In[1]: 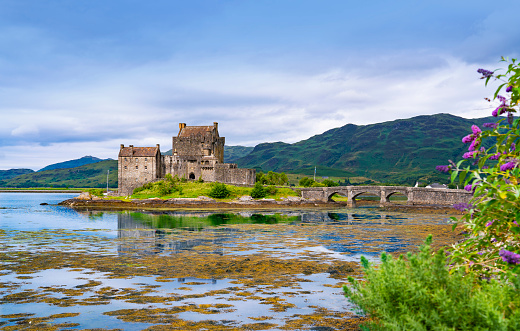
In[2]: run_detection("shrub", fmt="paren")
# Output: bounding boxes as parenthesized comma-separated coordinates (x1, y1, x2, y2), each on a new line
(88, 188, 105, 196)
(208, 182, 230, 198)
(344, 236, 520, 330)
(251, 182, 267, 198)
(299, 177, 315, 187)
(321, 179, 339, 187)
(256, 171, 288, 185)
(438, 58, 520, 278)
(265, 185, 277, 195)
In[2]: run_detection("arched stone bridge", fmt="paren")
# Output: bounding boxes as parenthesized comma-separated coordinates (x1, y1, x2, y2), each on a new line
(299, 186, 472, 207)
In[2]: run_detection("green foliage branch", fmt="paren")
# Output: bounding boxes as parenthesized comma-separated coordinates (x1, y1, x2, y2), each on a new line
(440, 58, 520, 279)
(344, 236, 520, 330)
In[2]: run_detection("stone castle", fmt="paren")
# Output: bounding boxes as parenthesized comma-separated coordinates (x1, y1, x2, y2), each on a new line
(118, 122, 256, 195)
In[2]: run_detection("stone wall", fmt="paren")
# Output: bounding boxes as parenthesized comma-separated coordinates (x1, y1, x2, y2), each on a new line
(214, 164, 256, 186)
(118, 155, 160, 196)
(408, 187, 471, 206)
(299, 185, 472, 207)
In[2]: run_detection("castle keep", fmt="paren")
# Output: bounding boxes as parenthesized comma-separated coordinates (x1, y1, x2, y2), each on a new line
(118, 122, 256, 196)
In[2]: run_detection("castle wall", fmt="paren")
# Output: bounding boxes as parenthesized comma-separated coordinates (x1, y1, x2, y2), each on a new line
(214, 164, 256, 186)
(118, 155, 160, 196)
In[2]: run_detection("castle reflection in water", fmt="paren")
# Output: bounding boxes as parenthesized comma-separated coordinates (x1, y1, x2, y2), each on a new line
(115, 210, 396, 257)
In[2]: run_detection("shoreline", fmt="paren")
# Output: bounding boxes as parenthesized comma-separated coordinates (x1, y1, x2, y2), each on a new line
(58, 197, 463, 214)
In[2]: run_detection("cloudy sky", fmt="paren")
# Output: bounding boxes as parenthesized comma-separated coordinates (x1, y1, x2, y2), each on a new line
(1, 0, 519, 170)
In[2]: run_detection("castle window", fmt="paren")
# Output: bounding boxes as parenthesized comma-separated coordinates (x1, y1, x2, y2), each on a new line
(124, 158, 127, 161)
(124, 166, 127, 170)
(135, 158, 138, 162)
(144, 166, 148, 170)
(145, 158, 147, 161)
(135, 166, 138, 169)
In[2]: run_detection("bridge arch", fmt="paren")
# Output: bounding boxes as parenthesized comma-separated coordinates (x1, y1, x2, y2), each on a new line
(384, 191, 409, 205)
(326, 189, 349, 202)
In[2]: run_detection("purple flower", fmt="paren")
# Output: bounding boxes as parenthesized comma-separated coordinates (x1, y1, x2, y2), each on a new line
(464, 184, 474, 192)
(477, 68, 494, 78)
(500, 161, 516, 171)
(483, 122, 498, 129)
(492, 105, 508, 117)
(463, 151, 476, 159)
(477, 252, 484, 255)
(489, 153, 501, 160)
(486, 220, 494, 227)
(511, 143, 516, 151)
(462, 134, 474, 144)
(453, 202, 473, 212)
(498, 95, 507, 102)
(513, 221, 519, 226)
(506, 85, 513, 93)
(468, 139, 479, 151)
(499, 249, 520, 264)
(435, 165, 450, 173)
(471, 125, 482, 135)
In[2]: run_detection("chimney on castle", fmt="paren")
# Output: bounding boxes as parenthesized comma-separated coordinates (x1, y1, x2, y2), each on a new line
(179, 123, 186, 131)
(129, 145, 134, 155)
(213, 122, 218, 131)
(120, 144, 124, 149)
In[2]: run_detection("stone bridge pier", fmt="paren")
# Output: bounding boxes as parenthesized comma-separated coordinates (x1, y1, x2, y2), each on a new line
(299, 186, 471, 207)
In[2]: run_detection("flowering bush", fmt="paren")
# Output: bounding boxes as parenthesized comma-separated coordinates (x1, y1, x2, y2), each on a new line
(441, 57, 520, 279)
(344, 236, 520, 330)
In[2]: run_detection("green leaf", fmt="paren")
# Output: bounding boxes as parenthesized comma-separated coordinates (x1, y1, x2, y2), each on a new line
(451, 170, 458, 183)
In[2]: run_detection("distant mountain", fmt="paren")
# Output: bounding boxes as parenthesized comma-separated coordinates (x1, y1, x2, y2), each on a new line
(0, 168, 34, 181)
(0, 113, 496, 188)
(161, 145, 254, 163)
(2, 160, 117, 188)
(224, 146, 254, 163)
(38, 155, 110, 172)
(234, 114, 494, 184)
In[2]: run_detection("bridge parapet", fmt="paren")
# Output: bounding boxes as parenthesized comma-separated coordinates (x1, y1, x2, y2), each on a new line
(299, 185, 471, 207)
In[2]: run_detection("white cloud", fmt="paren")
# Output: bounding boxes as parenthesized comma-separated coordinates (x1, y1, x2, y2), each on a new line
(0, 50, 505, 170)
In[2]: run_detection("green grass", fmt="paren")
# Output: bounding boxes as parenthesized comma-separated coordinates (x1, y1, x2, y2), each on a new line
(130, 180, 298, 201)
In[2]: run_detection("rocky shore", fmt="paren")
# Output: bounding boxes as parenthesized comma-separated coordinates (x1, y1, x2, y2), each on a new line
(58, 193, 343, 211)
(58, 192, 461, 214)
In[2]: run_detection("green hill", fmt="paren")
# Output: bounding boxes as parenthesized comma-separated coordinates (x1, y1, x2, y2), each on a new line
(235, 113, 493, 184)
(1, 160, 117, 188)
(224, 145, 254, 163)
(38, 155, 109, 172)
(0, 113, 495, 188)
(0, 169, 34, 180)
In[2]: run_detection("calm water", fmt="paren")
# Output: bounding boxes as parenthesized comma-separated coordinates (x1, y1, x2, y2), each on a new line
(0, 193, 457, 330)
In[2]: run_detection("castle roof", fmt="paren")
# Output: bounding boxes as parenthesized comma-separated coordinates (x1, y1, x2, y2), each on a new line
(119, 146, 159, 157)
(178, 125, 216, 138)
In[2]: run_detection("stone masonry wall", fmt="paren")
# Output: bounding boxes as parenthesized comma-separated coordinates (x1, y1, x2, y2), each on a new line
(214, 164, 255, 185)
(118, 155, 159, 196)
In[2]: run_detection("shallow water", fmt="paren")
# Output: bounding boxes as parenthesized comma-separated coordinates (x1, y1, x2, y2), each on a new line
(0, 193, 460, 330)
